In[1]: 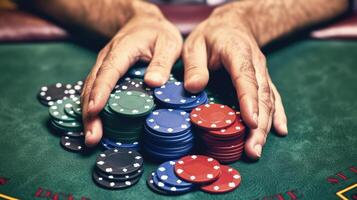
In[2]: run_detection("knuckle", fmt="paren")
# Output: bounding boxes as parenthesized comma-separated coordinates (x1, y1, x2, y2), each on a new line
(185, 64, 201, 74)
(232, 73, 258, 90)
(150, 59, 168, 70)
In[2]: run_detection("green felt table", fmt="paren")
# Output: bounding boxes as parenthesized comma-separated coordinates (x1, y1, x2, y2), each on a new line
(0, 39, 356, 200)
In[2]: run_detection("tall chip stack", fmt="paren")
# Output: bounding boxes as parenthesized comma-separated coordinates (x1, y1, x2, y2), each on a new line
(143, 109, 194, 162)
(48, 96, 86, 152)
(190, 104, 247, 163)
(100, 79, 155, 151)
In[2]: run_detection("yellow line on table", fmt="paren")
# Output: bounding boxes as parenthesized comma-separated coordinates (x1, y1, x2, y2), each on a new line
(0, 194, 19, 200)
(336, 183, 357, 200)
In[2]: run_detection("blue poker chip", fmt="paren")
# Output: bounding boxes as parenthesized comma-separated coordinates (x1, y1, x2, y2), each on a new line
(143, 125, 191, 139)
(145, 142, 193, 156)
(178, 91, 208, 111)
(127, 62, 148, 78)
(144, 145, 192, 160)
(145, 109, 191, 134)
(156, 160, 193, 188)
(143, 126, 194, 145)
(154, 82, 199, 106)
(102, 138, 139, 149)
(152, 172, 193, 194)
(144, 142, 193, 153)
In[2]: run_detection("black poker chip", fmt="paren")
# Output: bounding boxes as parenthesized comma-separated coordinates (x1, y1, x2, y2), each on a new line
(114, 79, 153, 96)
(95, 166, 143, 181)
(60, 136, 85, 152)
(95, 149, 143, 176)
(63, 131, 84, 138)
(92, 170, 141, 190)
(37, 83, 71, 102)
(73, 80, 84, 95)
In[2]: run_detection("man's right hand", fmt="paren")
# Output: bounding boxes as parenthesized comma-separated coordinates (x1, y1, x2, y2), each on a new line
(81, 1, 183, 146)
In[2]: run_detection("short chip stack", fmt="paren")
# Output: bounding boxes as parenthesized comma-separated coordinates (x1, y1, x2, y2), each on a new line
(154, 81, 208, 111)
(190, 104, 246, 163)
(48, 96, 86, 152)
(93, 148, 144, 189)
(147, 155, 242, 195)
(100, 79, 155, 150)
(143, 109, 194, 161)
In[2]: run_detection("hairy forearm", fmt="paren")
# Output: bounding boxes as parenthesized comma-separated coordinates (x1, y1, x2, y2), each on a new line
(217, 0, 349, 47)
(28, 0, 162, 38)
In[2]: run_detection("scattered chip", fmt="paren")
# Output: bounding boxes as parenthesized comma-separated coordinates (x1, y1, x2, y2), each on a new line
(200, 165, 241, 193)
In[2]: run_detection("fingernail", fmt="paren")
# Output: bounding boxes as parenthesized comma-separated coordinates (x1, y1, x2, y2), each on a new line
(88, 100, 95, 111)
(282, 123, 288, 135)
(146, 72, 164, 85)
(253, 113, 258, 125)
(86, 130, 92, 136)
(254, 144, 262, 157)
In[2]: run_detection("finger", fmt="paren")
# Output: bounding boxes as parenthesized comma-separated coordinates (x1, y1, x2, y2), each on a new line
(81, 47, 108, 146)
(183, 35, 209, 93)
(144, 34, 183, 87)
(221, 43, 259, 129)
(270, 79, 288, 136)
(88, 38, 140, 117)
(244, 68, 274, 159)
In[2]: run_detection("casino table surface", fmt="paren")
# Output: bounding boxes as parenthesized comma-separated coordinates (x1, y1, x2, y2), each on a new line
(0, 39, 356, 200)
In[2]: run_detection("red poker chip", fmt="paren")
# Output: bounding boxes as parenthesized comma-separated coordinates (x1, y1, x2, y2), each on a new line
(200, 165, 241, 193)
(190, 104, 236, 130)
(207, 146, 244, 155)
(174, 155, 221, 184)
(207, 154, 242, 164)
(206, 150, 243, 158)
(205, 142, 245, 150)
(201, 136, 245, 147)
(201, 131, 244, 142)
(208, 113, 246, 138)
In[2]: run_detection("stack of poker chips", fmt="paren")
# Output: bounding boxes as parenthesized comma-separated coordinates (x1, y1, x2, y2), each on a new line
(93, 148, 144, 189)
(147, 155, 242, 195)
(37, 81, 83, 106)
(190, 104, 247, 163)
(143, 109, 194, 161)
(48, 96, 86, 152)
(154, 81, 208, 111)
(100, 79, 155, 150)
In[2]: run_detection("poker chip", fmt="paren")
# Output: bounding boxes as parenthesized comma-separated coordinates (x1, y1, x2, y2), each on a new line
(147, 172, 192, 195)
(108, 91, 154, 117)
(115, 79, 153, 96)
(127, 62, 147, 78)
(71, 99, 82, 117)
(145, 109, 191, 134)
(152, 172, 193, 194)
(174, 155, 221, 184)
(190, 104, 236, 130)
(156, 160, 193, 187)
(102, 138, 139, 149)
(52, 119, 82, 129)
(92, 170, 140, 190)
(154, 82, 198, 106)
(200, 165, 241, 193)
(37, 83, 68, 105)
(73, 80, 84, 94)
(208, 113, 245, 137)
(49, 99, 77, 121)
(96, 149, 143, 175)
(95, 166, 143, 181)
(63, 131, 84, 138)
(60, 136, 85, 152)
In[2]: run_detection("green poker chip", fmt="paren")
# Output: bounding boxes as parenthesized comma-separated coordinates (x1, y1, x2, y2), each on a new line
(49, 99, 77, 121)
(108, 91, 154, 117)
(64, 96, 81, 119)
(71, 98, 82, 117)
(53, 119, 82, 129)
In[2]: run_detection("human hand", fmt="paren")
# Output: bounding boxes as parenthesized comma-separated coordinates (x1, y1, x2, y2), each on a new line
(182, 2, 288, 160)
(81, 1, 183, 146)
